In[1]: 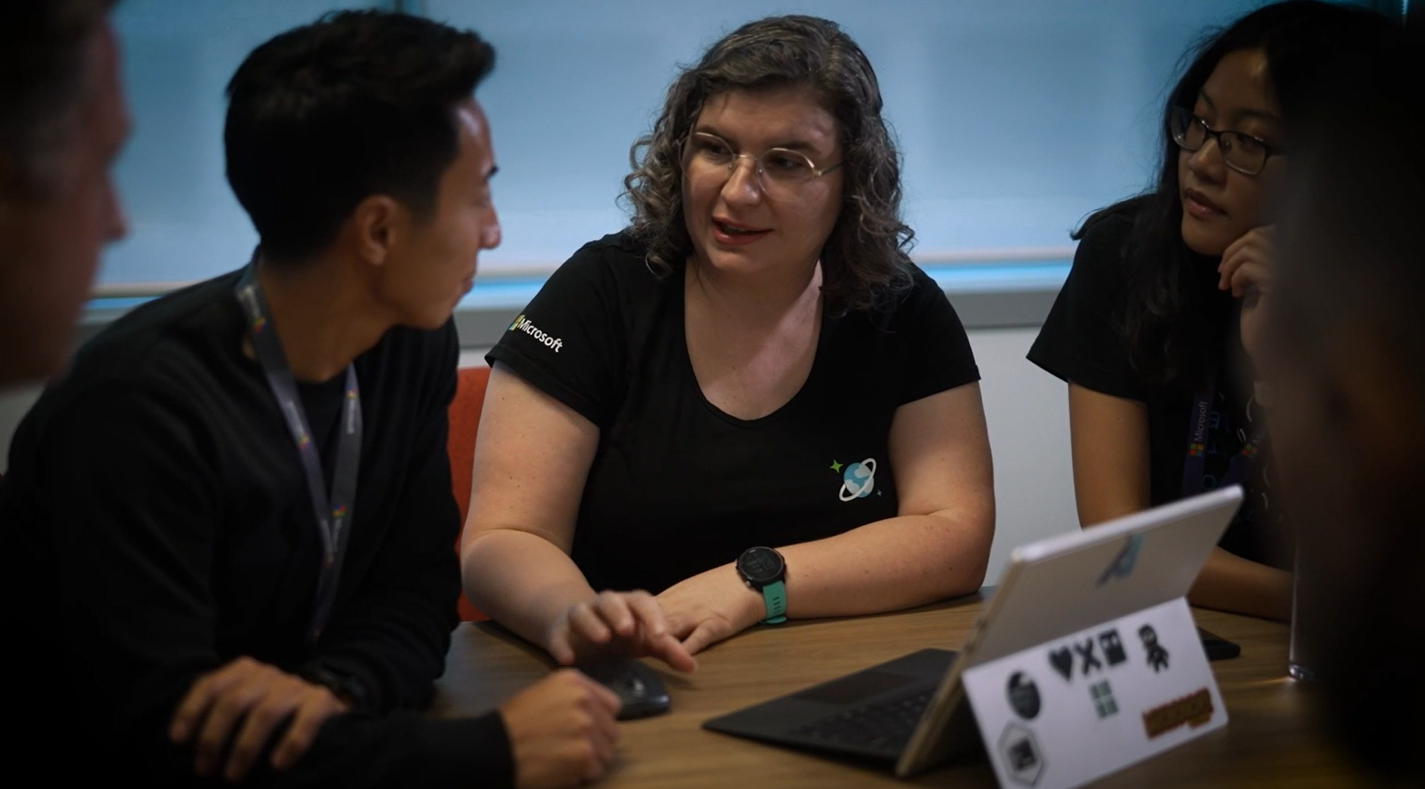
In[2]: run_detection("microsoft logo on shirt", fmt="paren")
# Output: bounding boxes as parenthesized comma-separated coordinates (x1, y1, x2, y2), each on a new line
(508, 314, 564, 353)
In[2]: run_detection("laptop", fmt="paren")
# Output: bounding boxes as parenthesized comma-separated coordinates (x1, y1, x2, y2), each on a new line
(703, 486, 1243, 778)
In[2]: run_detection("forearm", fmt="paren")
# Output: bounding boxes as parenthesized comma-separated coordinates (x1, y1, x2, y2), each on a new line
(778, 511, 993, 619)
(1188, 547, 1292, 621)
(463, 529, 598, 651)
(304, 578, 458, 712)
(1068, 383, 1152, 527)
(317, 495, 465, 709)
(316, 360, 468, 710)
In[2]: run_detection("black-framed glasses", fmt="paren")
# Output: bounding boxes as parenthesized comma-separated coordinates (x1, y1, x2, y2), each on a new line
(681, 132, 842, 198)
(1169, 107, 1280, 176)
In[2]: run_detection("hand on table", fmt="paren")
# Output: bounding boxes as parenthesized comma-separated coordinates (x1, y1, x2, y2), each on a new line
(169, 656, 349, 782)
(500, 670, 622, 789)
(1219, 225, 1275, 366)
(656, 564, 766, 656)
(546, 589, 697, 672)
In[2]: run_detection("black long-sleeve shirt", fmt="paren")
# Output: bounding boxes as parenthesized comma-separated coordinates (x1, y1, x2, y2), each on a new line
(0, 271, 513, 786)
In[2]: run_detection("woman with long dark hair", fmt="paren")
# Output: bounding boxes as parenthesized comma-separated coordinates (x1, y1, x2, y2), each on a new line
(463, 16, 994, 669)
(1029, 0, 1394, 620)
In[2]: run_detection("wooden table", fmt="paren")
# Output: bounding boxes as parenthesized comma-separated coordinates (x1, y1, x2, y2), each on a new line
(432, 593, 1372, 787)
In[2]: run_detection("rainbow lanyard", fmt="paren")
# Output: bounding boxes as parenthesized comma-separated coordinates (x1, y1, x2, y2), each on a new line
(235, 265, 362, 644)
(1181, 370, 1264, 498)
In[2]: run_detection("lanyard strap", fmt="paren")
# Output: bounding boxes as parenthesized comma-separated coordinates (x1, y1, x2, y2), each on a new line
(1181, 371, 1265, 498)
(236, 265, 362, 644)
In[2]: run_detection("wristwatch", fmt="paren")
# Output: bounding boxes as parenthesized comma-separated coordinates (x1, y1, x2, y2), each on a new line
(301, 664, 372, 710)
(736, 546, 787, 625)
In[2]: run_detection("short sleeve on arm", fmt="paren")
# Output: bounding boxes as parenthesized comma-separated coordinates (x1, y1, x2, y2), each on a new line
(485, 238, 626, 428)
(894, 267, 982, 405)
(1026, 214, 1146, 401)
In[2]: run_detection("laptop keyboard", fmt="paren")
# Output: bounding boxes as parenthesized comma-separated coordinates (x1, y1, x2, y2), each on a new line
(790, 686, 935, 751)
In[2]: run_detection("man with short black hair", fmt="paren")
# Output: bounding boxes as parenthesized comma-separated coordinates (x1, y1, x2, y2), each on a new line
(0, 11, 619, 787)
(0, 0, 127, 388)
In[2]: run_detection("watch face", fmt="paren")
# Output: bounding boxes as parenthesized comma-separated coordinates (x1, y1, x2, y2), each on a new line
(739, 547, 784, 585)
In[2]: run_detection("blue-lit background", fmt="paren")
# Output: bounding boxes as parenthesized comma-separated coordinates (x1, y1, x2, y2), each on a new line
(98, 0, 1377, 308)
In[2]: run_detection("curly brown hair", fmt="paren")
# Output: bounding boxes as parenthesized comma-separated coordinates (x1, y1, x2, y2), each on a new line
(622, 15, 914, 315)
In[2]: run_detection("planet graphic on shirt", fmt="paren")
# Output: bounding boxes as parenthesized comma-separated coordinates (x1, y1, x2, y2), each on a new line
(839, 458, 877, 501)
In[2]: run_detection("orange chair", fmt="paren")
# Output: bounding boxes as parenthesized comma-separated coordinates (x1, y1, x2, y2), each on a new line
(447, 364, 491, 621)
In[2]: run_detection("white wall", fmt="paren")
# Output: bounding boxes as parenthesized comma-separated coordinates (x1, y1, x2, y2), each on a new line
(965, 327, 1079, 582)
(1, 328, 1078, 582)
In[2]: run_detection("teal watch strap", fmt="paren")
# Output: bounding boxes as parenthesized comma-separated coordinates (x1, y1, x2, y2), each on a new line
(761, 579, 787, 624)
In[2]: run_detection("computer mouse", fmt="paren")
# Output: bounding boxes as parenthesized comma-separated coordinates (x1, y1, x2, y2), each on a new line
(575, 658, 671, 720)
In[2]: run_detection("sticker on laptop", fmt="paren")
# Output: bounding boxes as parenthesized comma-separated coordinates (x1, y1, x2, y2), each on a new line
(1074, 638, 1103, 676)
(1049, 646, 1074, 682)
(1099, 628, 1128, 666)
(1048, 628, 1131, 683)
(998, 722, 1045, 786)
(1006, 671, 1041, 720)
(1097, 533, 1144, 586)
(1142, 688, 1213, 739)
(1089, 680, 1119, 719)
(1140, 624, 1170, 673)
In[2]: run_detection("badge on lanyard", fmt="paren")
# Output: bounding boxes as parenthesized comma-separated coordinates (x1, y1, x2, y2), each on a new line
(235, 265, 362, 644)
(1180, 370, 1264, 498)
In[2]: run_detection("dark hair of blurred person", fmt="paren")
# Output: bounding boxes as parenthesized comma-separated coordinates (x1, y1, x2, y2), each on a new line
(1267, 25, 1423, 781)
(0, 0, 127, 388)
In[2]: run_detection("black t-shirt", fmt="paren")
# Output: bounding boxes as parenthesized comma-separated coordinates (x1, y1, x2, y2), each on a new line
(487, 232, 981, 593)
(1027, 208, 1287, 568)
(0, 271, 512, 786)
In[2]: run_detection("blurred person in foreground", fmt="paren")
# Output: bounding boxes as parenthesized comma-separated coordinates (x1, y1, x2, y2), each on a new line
(1264, 25, 1423, 783)
(0, 10, 618, 787)
(0, 0, 127, 389)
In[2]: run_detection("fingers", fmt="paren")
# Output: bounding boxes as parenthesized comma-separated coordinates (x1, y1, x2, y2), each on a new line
(548, 625, 578, 667)
(226, 686, 303, 781)
(1220, 248, 1270, 295)
(503, 670, 621, 789)
(572, 672, 621, 782)
(567, 670, 622, 717)
(680, 618, 732, 657)
(193, 669, 270, 777)
(170, 657, 254, 744)
(620, 593, 696, 671)
(591, 591, 639, 639)
(648, 632, 698, 672)
(1229, 261, 1271, 299)
(587, 714, 619, 777)
(1218, 230, 1252, 274)
(170, 657, 348, 781)
(1219, 225, 1275, 293)
(272, 689, 347, 771)
(566, 600, 613, 646)
(623, 591, 669, 642)
(560, 590, 675, 664)
(571, 672, 621, 766)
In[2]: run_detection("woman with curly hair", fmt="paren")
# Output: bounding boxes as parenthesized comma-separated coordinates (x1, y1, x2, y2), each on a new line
(461, 15, 994, 670)
(1028, 0, 1395, 621)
